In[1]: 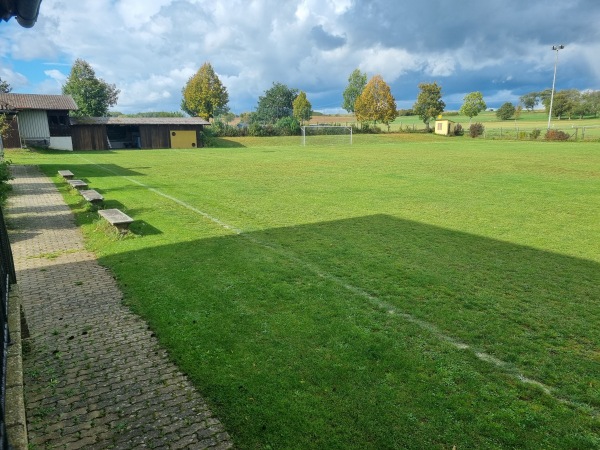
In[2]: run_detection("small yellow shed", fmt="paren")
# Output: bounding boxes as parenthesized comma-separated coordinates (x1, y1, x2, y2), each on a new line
(434, 119, 457, 136)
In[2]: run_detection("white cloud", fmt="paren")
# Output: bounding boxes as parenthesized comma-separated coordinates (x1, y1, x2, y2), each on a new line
(0, 0, 598, 114)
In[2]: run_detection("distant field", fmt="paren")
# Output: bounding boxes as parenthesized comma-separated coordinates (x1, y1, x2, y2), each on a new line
(309, 110, 600, 139)
(7, 135, 600, 449)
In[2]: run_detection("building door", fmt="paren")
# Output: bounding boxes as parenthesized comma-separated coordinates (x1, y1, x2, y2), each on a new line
(170, 130, 197, 149)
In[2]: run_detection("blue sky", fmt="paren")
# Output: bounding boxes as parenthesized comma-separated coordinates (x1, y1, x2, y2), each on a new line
(1, 0, 599, 115)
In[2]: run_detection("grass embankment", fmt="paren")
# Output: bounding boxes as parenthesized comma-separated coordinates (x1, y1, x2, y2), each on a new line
(7, 136, 600, 449)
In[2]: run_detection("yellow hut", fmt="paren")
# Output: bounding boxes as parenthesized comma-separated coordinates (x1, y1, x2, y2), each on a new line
(434, 119, 457, 136)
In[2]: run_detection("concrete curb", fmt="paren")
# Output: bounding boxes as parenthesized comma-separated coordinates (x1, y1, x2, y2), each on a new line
(5, 284, 28, 450)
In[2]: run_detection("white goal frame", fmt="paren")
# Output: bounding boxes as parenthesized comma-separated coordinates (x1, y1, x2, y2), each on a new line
(301, 125, 353, 146)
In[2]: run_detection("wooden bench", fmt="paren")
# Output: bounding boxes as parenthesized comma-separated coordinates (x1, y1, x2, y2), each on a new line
(80, 189, 104, 205)
(58, 170, 74, 179)
(68, 179, 88, 190)
(98, 209, 134, 233)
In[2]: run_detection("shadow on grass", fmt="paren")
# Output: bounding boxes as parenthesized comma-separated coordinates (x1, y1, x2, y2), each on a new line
(37, 163, 145, 178)
(94, 213, 599, 449)
(209, 138, 247, 148)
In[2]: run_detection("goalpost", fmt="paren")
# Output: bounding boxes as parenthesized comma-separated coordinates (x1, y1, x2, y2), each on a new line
(301, 125, 353, 146)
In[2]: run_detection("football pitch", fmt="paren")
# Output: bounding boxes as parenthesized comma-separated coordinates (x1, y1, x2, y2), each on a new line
(8, 135, 600, 449)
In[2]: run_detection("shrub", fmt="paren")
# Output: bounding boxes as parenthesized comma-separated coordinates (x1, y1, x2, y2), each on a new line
(274, 116, 301, 136)
(469, 123, 484, 138)
(496, 102, 516, 120)
(0, 160, 12, 206)
(545, 130, 570, 141)
(453, 124, 464, 136)
(530, 129, 541, 140)
(248, 123, 277, 137)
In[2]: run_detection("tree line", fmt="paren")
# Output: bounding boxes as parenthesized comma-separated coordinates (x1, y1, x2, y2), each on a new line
(4, 59, 600, 136)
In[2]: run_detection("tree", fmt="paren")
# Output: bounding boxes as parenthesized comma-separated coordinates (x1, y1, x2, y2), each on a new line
(181, 62, 229, 120)
(413, 82, 445, 130)
(0, 78, 11, 93)
(459, 91, 486, 122)
(519, 92, 539, 112)
(342, 69, 367, 114)
(354, 75, 398, 125)
(62, 59, 119, 117)
(495, 102, 516, 120)
(252, 82, 298, 124)
(582, 90, 600, 117)
(292, 91, 312, 124)
(551, 90, 579, 120)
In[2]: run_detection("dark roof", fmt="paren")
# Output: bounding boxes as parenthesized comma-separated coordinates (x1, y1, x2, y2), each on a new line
(0, 93, 78, 111)
(70, 117, 211, 126)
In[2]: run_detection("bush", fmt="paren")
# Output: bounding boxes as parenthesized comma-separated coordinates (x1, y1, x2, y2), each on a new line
(530, 129, 541, 140)
(211, 120, 247, 138)
(353, 123, 382, 134)
(469, 123, 484, 138)
(545, 130, 570, 141)
(453, 124, 464, 136)
(248, 123, 277, 137)
(0, 160, 12, 206)
(274, 116, 301, 136)
(496, 102, 516, 120)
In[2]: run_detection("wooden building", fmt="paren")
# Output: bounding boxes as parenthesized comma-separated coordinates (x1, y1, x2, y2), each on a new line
(70, 117, 210, 150)
(0, 93, 77, 149)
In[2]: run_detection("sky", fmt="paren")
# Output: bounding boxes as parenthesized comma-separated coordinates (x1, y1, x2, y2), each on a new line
(1, 0, 599, 115)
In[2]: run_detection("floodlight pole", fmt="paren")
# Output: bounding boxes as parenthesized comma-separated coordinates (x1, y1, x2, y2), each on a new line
(547, 44, 564, 130)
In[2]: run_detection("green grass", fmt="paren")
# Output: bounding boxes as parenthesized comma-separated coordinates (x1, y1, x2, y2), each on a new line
(7, 135, 600, 449)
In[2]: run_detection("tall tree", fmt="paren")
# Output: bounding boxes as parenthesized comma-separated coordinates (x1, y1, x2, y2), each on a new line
(181, 62, 229, 120)
(459, 91, 486, 122)
(413, 82, 445, 130)
(252, 82, 298, 124)
(519, 92, 539, 112)
(62, 59, 119, 117)
(342, 69, 367, 114)
(0, 78, 12, 93)
(354, 75, 398, 125)
(292, 91, 312, 124)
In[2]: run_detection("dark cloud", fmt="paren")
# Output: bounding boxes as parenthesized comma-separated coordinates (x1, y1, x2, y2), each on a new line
(1, 0, 598, 113)
(310, 25, 346, 50)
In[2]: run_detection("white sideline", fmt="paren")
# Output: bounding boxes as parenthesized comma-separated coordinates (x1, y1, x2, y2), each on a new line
(76, 155, 597, 417)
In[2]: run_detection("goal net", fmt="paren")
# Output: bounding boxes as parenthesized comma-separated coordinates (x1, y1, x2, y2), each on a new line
(301, 125, 353, 146)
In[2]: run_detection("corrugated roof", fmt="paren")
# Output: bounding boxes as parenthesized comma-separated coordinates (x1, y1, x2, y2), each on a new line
(0, 93, 78, 111)
(70, 116, 211, 126)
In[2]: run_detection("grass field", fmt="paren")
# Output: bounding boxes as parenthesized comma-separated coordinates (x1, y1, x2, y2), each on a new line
(6, 134, 600, 449)
(310, 111, 600, 140)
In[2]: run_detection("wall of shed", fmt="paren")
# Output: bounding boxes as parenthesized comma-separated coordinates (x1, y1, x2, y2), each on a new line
(140, 125, 203, 149)
(0, 114, 21, 148)
(71, 125, 108, 150)
(18, 110, 50, 140)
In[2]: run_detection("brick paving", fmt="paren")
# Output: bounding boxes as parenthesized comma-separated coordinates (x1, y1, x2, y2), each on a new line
(6, 165, 233, 449)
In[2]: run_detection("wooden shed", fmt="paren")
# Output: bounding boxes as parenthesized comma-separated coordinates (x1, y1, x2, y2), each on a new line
(70, 117, 210, 150)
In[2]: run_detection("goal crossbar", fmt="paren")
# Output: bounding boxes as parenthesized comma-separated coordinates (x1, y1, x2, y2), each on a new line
(301, 125, 353, 146)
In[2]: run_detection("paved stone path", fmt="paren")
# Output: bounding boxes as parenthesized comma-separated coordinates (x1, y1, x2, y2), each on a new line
(7, 165, 233, 449)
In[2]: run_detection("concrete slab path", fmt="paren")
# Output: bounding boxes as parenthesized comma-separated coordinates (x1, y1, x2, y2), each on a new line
(7, 165, 233, 449)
